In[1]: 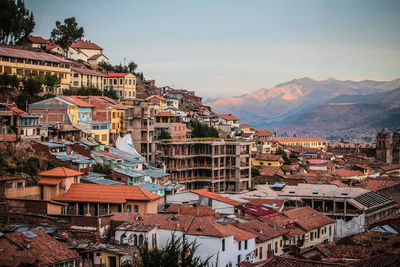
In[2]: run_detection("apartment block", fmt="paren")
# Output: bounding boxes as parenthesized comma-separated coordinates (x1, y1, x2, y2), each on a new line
(124, 100, 156, 164)
(161, 139, 251, 193)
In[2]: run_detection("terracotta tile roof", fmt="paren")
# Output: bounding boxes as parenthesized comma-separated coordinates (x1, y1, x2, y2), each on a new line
(0, 103, 29, 116)
(190, 189, 244, 206)
(381, 164, 400, 172)
(255, 129, 272, 136)
(38, 178, 62, 186)
(0, 134, 17, 141)
(54, 183, 160, 203)
(258, 166, 284, 176)
(106, 72, 130, 77)
(71, 41, 103, 50)
(28, 36, 50, 44)
(115, 221, 158, 232)
(61, 96, 94, 107)
(234, 219, 286, 242)
(88, 53, 108, 60)
(156, 111, 181, 117)
(243, 198, 285, 209)
(354, 253, 400, 267)
(146, 95, 167, 101)
(247, 256, 344, 267)
(165, 204, 217, 216)
(0, 229, 79, 266)
(224, 224, 257, 242)
(272, 137, 327, 143)
(139, 214, 195, 231)
(39, 167, 83, 177)
(336, 169, 363, 177)
(240, 123, 254, 129)
(238, 204, 280, 217)
(241, 132, 253, 137)
(218, 113, 239, 121)
(72, 67, 106, 76)
(0, 177, 25, 182)
(283, 207, 335, 232)
(255, 154, 283, 161)
(0, 46, 70, 63)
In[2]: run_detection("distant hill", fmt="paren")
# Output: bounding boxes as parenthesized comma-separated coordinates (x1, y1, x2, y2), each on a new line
(205, 77, 400, 128)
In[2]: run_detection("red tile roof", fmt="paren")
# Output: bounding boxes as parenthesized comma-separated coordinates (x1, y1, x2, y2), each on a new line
(54, 183, 160, 203)
(238, 204, 280, 217)
(61, 96, 94, 107)
(93, 150, 123, 159)
(166, 204, 217, 216)
(247, 256, 344, 267)
(272, 137, 327, 143)
(224, 224, 257, 242)
(38, 167, 83, 177)
(156, 111, 181, 117)
(0, 176, 25, 182)
(235, 219, 286, 242)
(255, 154, 283, 161)
(88, 53, 108, 60)
(0, 134, 17, 141)
(283, 207, 335, 232)
(146, 95, 167, 101)
(218, 113, 239, 121)
(72, 67, 106, 76)
(28, 36, 50, 44)
(70, 41, 103, 50)
(255, 129, 272, 136)
(0, 103, 29, 116)
(0, 229, 79, 266)
(336, 169, 363, 178)
(240, 123, 254, 129)
(106, 72, 130, 77)
(190, 189, 244, 206)
(38, 178, 62, 186)
(0, 46, 70, 63)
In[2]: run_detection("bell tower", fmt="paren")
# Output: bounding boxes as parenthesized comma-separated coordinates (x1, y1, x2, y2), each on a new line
(376, 129, 392, 164)
(392, 129, 400, 164)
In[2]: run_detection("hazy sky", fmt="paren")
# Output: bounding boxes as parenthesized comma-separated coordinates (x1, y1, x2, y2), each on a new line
(25, 0, 400, 97)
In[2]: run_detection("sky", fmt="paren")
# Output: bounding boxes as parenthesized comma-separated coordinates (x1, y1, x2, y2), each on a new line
(25, 0, 400, 98)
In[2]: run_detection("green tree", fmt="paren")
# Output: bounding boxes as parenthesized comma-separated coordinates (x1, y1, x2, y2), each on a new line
(114, 64, 128, 73)
(128, 60, 138, 74)
(275, 148, 291, 165)
(189, 120, 219, 138)
(251, 167, 260, 177)
(0, 73, 19, 101)
(50, 17, 84, 57)
(160, 130, 172, 140)
(0, 0, 35, 45)
(138, 233, 212, 267)
(98, 60, 115, 72)
(44, 73, 61, 93)
(92, 163, 113, 179)
(16, 75, 44, 110)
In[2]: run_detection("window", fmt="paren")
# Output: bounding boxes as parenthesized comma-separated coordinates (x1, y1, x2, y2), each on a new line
(17, 182, 24, 188)
(134, 205, 139, 213)
(120, 234, 127, 245)
(118, 204, 122, 212)
(133, 234, 138, 246)
(280, 240, 282, 247)
(114, 79, 117, 85)
(74, 177, 78, 183)
(244, 240, 248, 249)
(6, 183, 13, 189)
(222, 239, 225, 251)
(329, 225, 332, 236)
(139, 234, 144, 246)
(129, 79, 131, 85)
(102, 134, 107, 141)
(275, 241, 278, 253)
(120, 79, 123, 85)
(259, 247, 262, 259)
(310, 232, 314, 241)
(238, 241, 241, 250)
(237, 255, 241, 264)
(103, 204, 108, 212)
(127, 205, 132, 212)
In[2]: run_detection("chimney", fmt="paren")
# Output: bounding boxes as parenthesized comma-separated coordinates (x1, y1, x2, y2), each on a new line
(23, 239, 31, 249)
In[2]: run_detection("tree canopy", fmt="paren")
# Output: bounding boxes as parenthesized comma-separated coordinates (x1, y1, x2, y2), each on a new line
(63, 86, 118, 99)
(0, 0, 35, 45)
(189, 120, 219, 138)
(50, 17, 84, 53)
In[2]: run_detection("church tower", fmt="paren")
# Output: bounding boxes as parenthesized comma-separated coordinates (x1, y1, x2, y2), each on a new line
(392, 129, 400, 164)
(376, 129, 392, 164)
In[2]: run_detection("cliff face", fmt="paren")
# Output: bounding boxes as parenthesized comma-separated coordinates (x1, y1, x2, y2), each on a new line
(206, 77, 400, 128)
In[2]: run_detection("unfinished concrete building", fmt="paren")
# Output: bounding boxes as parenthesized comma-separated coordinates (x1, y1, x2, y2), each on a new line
(161, 139, 251, 193)
(125, 100, 156, 164)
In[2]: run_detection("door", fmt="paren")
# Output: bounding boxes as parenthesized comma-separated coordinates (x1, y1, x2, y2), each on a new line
(109, 256, 117, 267)
(94, 204, 98, 216)
(78, 203, 85, 215)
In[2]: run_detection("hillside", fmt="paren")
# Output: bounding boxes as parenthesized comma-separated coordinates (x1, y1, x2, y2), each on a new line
(205, 77, 400, 128)
(273, 87, 400, 141)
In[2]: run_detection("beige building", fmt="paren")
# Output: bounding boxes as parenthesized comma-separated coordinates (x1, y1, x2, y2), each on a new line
(272, 137, 328, 149)
(104, 73, 137, 99)
(71, 67, 106, 89)
(0, 46, 72, 94)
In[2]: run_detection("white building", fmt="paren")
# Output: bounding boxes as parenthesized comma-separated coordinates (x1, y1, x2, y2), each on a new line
(115, 222, 159, 249)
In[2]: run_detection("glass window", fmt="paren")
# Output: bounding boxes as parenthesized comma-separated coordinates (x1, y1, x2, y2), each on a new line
(134, 205, 139, 213)
(127, 205, 132, 212)
(222, 239, 225, 251)
(238, 241, 241, 250)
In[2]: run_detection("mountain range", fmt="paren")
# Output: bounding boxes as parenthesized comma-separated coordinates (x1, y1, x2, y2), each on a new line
(205, 77, 400, 141)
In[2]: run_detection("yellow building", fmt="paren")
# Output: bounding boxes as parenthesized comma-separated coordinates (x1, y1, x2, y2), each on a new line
(251, 138, 279, 154)
(71, 67, 105, 90)
(144, 95, 168, 111)
(272, 137, 328, 149)
(104, 72, 137, 99)
(252, 153, 283, 167)
(0, 46, 72, 94)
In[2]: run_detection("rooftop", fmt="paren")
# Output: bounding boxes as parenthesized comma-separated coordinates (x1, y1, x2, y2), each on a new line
(70, 41, 103, 50)
(54, 183, 160, 203)
(38, 167, 83, 177)
(218, 113, 239, 121)
(191, 189, 244, 206)
(0, 46, 70, 63)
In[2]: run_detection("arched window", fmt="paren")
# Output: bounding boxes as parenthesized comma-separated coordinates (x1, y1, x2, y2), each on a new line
(139, 234, 144, 247)
(133, 234, 137, 246)
(120, 234, 127, 245)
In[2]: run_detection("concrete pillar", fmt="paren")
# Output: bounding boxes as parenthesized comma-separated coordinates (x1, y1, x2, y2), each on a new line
(87, 203, 90, 215)
(76, 203, 78, 215)
(107, 203, 110, 215)
(322, 200, 325, 211)
(311, 199, 314, 209)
